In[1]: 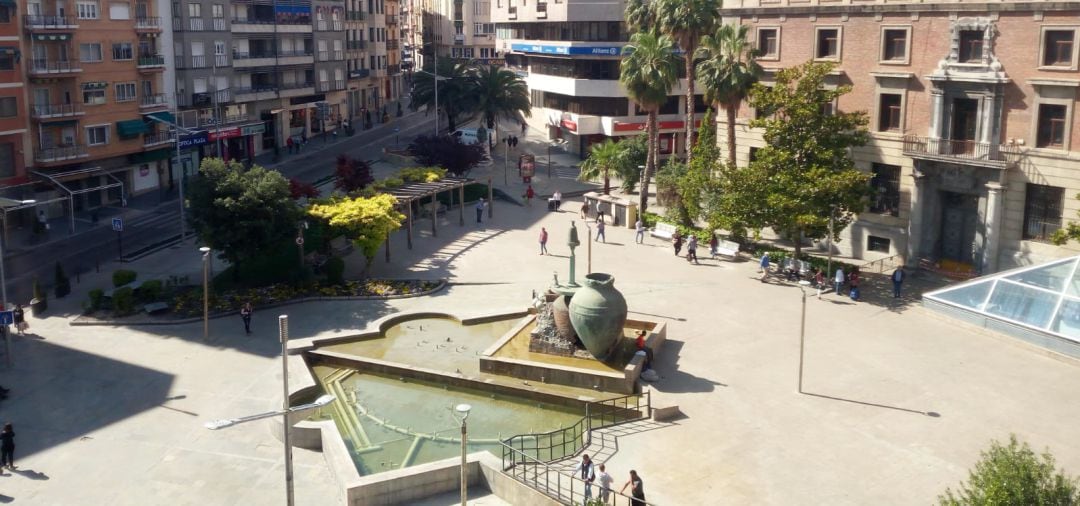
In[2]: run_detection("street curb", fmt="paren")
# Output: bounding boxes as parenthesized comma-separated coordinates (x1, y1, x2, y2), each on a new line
(68, 279, 448, 327)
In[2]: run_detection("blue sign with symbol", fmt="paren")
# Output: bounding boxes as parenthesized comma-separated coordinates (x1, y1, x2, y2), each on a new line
(178, 131, 209, 149)
(112, 217, 123, 232)
(0, 311, 12, 325)
(509, 43, 624, 56)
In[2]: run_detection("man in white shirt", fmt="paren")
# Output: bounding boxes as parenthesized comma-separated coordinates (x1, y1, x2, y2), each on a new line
(597, 463, 614, 503)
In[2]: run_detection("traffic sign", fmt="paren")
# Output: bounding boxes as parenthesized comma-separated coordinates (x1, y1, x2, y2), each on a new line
(0, 311, 13, 326)
(112, 217, 123, 232)
(295, 237, 305, 246)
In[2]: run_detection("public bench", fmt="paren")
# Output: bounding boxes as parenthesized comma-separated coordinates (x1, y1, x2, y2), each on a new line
(651, 223, 677, 240)
(713, 239, 740, 259)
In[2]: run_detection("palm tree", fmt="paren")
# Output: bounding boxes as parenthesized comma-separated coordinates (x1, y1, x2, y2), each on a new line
(579, 139, 623, 195)
(468, 65, 531, 145)
(625, 0, 656, 33)
(655, 0, 721, 162)
(621, 31, 680, 215)
(409, 58, 474, 133)
(696, 23, 763, 166)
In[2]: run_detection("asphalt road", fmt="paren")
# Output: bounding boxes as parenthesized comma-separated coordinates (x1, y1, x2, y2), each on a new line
(1, 112, 437, 304)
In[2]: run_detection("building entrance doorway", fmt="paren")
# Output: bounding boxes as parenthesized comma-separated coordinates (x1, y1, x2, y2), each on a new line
(940, 191, 979, 264)
(950, 98, 979, 153)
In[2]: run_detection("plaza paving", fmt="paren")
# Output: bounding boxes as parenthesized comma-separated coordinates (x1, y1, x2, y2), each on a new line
(1, 164, 1080, 504)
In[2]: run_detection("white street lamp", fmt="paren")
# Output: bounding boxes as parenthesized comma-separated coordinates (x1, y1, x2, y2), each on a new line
(451, 403, 472, 506)
(147, 116, 202, 240)
(200, 247, 211, 339)
(203, 394, 336, 430)
(414, 67, 449, 136)
(796, 279, 811, 393)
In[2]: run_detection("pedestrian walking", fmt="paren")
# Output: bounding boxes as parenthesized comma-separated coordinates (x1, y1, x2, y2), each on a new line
(240, 302, 253, 335)
(1, 423, 15, 470)
(759, 251, 771, 282)
(511, 135, 518, 148)
(673, 232, 683, 256)
(620, 470, 645, 506)
(286, 136, 294, 154)
(13, 304, 26, 336)
(635, 219, 644, 244)
(521, 120, 528, 136)
(595, 201, 605, 224)
(476, 198, 485, 223)
(834, 267, 845, 295)
(594, 220, 605, 243)
(709, 234, 719, 258)
(686, 235, 699, 264)
(891, 265, 906, 298)
(525, 185, 535, 206)
(552, 190, 562, 211)
(539, 227, 549, 255)
(849, 268, 861, 301)
(580, 201, 589, 219)
(577, 454, 596, 504)
(597, 464, 614, 503)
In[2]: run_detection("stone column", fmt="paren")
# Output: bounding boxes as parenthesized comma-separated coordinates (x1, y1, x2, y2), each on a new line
(906, 168, 928, 267)
(928, 87, 945, 140)
(983, 182, 1005, 274)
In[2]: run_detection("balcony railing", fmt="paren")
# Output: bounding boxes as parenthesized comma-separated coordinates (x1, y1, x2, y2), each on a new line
(386, 15, 398, 24)
(31, 103, 83, 119)
(215, 54, 229, 67)
(144, 131, 176, 147)
(189, 17, 205, 31)
(316, 20, 328, 31)
(174, 56, 186, 69)
(347, 11, 365, 21)
(279, 50, 313, 58)
(387, 40, 399, 50)
(317, 51, 329, 61)
(317, 81, 331, 92)
(349, 68, 370, 79)
(140, 94, 169, 108)
(135, 16, 161, 30)
(334, 79, 345, 90)
(902, 135, 1020, 167)
(212, 18, 226, 31)
(36, 145, 89, 163)
(137, 55, 166, 68)
(30, 59, 81, 75)
(332, 50, 343, 60)
(347, 40, 366, 50)
(231, 17, 311, 25)
(281, 81, 314, 90)
(191, 55, 207, 68)
(332, 20, 343, 30)
(24, 15, 78, 29)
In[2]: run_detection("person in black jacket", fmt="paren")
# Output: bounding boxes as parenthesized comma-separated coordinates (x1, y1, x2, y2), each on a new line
(1, 423, 15, 470)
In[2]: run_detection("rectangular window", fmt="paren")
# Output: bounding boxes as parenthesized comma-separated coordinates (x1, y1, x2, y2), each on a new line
(959, 30, 984, 63)
(867, 236, 891, 253)
(757, 28, 778, 59)
(1036, 103, 1068, 148)
(109, 2, 130, 19)
(188, 2, 200, 16)
(0, 97, 16, 118)
(212, 4, 223, 17)
(86, 125, 109, 146)
(1023, 184, 1064, 241)
(815, 28, 840, 60)
(83, 89, 106, 105)
(0, 6, 10, 23)
(0, 55, 13, 71)
(1042, 29, 1075, 67)
(112, 43, 134, 61)
(77, 1, 100, 19)
(878, 94, 902, 132)
(882, 28, 907, 62)
(869, 163, 901, 217)
(80, 43, 103, 62)
(115, 82, 136, 102)
(0, 143, 14, 179)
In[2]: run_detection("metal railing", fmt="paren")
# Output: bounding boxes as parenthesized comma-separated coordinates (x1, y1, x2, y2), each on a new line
(215, 54, 229, 67)
(139, 93, 169, 108)
(347, 11, 365, 21)
(388, 64, 401, 74)
(35, 145, 89, 162)
(902, 135, 1020, 164)
(317, 81, 331, 92)
(174, 56, 186, 69)
(135, 16, 161, 29)
(143, 131, 176, 146)
(332, 20, 343, 30)
(279, 50, 313, 58)
(386, 15, 398, 24)
(191, 55, 207, 68)
(212, 17, 226, 31)
(137, 55, 165, 67)
(347, 40, 366, 50)
(500, 445, 654, 506)
(281, 81, 314, 90)
(333, 79, 345, 90)
(860, 254, 905, 274)
(30, 59, 81, 74)
(189, 17, 205, 31)
(349, 68, 370, 79)
(231, 17, 310, 25)
(24, 15, 77, 28)
(387, 39, 399, 50)
(31, 103, 83, 118)
(316, 20, 328, 30)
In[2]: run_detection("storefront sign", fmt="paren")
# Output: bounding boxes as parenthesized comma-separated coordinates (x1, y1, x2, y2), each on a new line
(241, 124, 266, 136)
(178, 131, 209, 149)
(208, 127, 241, 141)
(509, 43, 624, 56)
(612, 119, 701, 133)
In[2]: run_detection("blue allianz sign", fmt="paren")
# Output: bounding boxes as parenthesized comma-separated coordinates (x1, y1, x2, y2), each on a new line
(178, 131, 209, 149)
(510, 43, 623, 56)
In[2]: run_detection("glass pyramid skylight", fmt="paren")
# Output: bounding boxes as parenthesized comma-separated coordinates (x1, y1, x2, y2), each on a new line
(925, 256, 1080, 342)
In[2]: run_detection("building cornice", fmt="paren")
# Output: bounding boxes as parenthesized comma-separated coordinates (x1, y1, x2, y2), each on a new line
(722, 2, 1080, 17)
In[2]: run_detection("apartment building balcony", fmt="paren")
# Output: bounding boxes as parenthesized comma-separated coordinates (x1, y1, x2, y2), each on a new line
(191, 55, 207, 69)
(279, 82, 315, 98)
(24, 15, 78, 31)
(316, 50, 345, 61)
(902, 135, 1020, 170)
(188, 17, 205, 31)
(315, 80, 346, 92)
(29, 59, 82, 77)
(332, 21, 343, 30)
(453, 34, 464, 46)
(35, 145, 89, 165)
(346, 11, 365, 21)
(347, 40, 366, 50)
(137, 55, 166, 70)
(135, 16, 162, 32)
(139, 94, 170, 109)
(212, 18, 227, 31)
(231, 18, 312, 33)
(387, 40, 399, 50)
(143, 131, 176, 148)
(388, 64, 400, 75)
(31, 103, 84, 121)
(386, 15, 398, 25)
(233, 87, 279, 103)
(349, 68, 370, 79)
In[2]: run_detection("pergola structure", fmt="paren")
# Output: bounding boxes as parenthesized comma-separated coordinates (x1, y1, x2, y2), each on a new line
(380, 177, 490, 260)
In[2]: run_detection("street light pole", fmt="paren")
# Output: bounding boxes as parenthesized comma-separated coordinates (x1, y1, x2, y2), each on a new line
(797, 280, 810, 393)
(279, 315, 295, 506)
(452, 403, 472, 506)
(200, 247, 210, 339)
(827, 205, 836, 282)
(148, 116, 201, 240)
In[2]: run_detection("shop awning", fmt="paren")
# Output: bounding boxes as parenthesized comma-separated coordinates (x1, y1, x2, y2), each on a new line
(128, 148, 173, 164)
(116, 119, 150, 138)
(32, 34, 70, 41)
(143, 111, 175, 125)
(0, 0, 16, 7)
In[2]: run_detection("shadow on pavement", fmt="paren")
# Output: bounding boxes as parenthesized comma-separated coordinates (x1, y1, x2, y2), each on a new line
(802, 391, 941, 418)
(647, 340, 727, 394)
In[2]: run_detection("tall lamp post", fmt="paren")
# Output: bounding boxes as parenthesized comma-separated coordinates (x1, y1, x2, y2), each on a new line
(0, 200, 35, 368)
(796, 279, 811, 393)
(451, 403, 472, 506)
(147, 116, 203, 240)
(278, 314, 295, 506)
(414, 67, 448, 136)
(826, 204, 836, 283)
(200, 247, 211, 339)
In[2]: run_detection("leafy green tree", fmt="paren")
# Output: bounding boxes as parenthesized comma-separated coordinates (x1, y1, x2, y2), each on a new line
(940, 434, 1080, 506)
(657, 110, 718, 227)
(654, 0, 720, 161)
(408, 134, 485, 176)
(307, 194, 405, 276)
(616, 135, 648, 193)
(409, 59, 475, 133)
(621, 31, 680, 215)
(470, 64, 531, 138)
(187, 158, 300, 277)
(579, 139, 623, 195)
(717, 62, 869, 258)
(696, 23, 763, 166)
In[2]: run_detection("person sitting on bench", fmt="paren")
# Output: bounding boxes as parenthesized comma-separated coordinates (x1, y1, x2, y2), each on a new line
(635, 330, 654, 371)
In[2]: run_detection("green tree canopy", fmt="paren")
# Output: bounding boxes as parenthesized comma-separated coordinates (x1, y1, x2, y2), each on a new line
(307, 194, 405, 276)
(470, 64, 531, 131)
(187, 158, 299, 274)
(940, 434, 1080, 506)
(579, 139, 623, 195)
(716, 61, 869, 257)
(409, 58, 476, 133)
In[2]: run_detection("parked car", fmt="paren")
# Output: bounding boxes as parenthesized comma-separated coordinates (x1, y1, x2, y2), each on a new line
(451, 128, 480, 145)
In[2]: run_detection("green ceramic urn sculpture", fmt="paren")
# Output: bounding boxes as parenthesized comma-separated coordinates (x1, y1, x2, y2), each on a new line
(568, 273, 627, 360)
